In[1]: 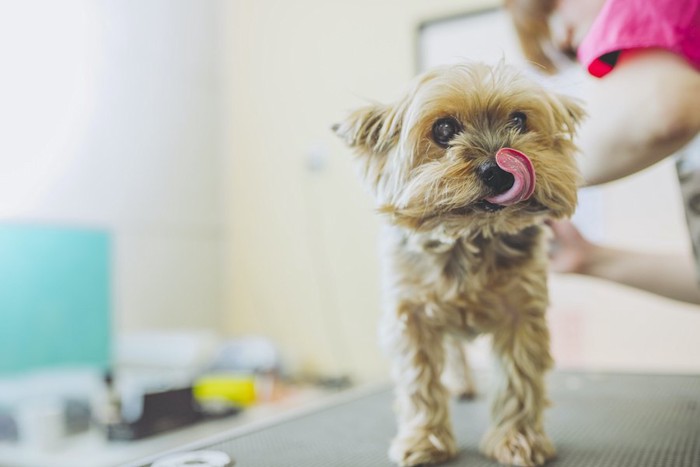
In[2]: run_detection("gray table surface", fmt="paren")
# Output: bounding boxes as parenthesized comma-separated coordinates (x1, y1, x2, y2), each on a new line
(143, 372, 700, 467)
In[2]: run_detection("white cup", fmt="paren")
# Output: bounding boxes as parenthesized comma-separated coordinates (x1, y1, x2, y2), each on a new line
(15, 399, 66, 451)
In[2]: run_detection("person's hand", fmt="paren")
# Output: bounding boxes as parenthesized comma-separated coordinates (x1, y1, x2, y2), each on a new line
(547, 219, 700, 304)
(547, 219, 594, 274)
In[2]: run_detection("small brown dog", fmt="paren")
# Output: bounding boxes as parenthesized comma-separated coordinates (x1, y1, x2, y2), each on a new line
(334, 62, 583, 466)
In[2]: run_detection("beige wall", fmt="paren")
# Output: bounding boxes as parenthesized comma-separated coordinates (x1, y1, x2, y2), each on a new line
(223, 0, 497, 380)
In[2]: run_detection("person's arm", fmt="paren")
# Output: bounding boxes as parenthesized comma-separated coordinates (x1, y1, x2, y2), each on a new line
(549, 220, 700, 305)
(578, 49, 700, 186)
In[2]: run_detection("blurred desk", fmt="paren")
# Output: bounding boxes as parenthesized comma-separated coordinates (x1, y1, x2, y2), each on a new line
(0, 385, 333, 467)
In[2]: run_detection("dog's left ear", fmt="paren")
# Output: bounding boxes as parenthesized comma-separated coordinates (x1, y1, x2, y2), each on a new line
(551, 94, 586, 139)
(332, 103, 403, 155)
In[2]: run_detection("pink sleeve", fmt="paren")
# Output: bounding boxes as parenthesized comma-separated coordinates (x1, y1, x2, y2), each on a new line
(577, 0, 700, 78)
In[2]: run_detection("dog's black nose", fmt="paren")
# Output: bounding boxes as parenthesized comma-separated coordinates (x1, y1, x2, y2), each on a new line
(477, 161, 515, 194)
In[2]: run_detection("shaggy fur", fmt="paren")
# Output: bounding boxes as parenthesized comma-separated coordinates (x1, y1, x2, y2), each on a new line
(334, 63, 583, 466)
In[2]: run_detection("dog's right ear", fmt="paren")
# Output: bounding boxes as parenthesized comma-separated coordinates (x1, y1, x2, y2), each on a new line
(332, 103, 402, 155)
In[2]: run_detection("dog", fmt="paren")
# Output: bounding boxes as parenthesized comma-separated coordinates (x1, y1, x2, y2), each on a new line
(333, 62, 583, 466)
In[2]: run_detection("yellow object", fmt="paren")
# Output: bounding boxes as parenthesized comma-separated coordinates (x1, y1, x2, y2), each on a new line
(193, 374, 257, 407)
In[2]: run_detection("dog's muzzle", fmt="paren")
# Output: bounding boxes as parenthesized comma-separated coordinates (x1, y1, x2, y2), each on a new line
(481, 148, 536, 207)
(478, 161, 515, 195)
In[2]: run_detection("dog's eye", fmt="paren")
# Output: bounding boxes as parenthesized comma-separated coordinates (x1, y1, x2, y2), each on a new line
(510, 112, 527, 133)
(432, 117, 461, 147)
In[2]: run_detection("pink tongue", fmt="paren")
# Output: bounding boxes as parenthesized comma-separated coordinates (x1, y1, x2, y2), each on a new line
(484, 148, 536, 206)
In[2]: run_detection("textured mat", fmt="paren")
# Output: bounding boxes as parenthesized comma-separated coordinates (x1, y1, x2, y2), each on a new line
(147, 372, 700, 467)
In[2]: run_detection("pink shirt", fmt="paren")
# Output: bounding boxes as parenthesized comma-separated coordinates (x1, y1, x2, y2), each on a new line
(577, 0, 700, 78)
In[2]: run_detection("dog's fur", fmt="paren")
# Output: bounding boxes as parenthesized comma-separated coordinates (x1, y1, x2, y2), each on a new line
(334, 63, 583, 466)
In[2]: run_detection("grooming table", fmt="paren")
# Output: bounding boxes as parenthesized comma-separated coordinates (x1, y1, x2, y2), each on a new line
(138, 372, 700, 467)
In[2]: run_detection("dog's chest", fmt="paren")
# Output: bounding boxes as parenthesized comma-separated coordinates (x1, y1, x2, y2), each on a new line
(425, 237, 495, 298)
(395, 226, 543, 312)
(433, 227, 536, 268)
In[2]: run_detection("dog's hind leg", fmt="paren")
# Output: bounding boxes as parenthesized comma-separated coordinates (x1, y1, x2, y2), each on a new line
(441, 334, 477, 401)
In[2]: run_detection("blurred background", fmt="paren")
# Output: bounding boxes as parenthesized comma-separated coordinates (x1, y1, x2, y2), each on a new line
(0, 0, 698, 466)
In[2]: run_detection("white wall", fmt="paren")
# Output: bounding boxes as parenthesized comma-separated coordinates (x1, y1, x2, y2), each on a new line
(0, 0, 229, 332)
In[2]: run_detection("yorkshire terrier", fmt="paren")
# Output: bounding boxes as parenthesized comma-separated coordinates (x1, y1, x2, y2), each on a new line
(334, 62, 583, 466)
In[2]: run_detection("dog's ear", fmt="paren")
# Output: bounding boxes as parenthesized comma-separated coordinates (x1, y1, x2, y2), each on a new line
(332, 103, 403, 155)
(551, 94, 586, 139)
(332, 102, 406, 192)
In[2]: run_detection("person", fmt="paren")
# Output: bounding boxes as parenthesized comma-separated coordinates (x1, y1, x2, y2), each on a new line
(507, 0, 700, 304)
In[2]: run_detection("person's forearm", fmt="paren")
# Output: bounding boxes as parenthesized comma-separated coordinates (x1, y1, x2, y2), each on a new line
(581, 245, 700, 305)
(578, 50, 700, 186)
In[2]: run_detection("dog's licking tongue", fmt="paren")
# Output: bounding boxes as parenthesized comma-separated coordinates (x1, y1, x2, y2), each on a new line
(484, 148, 536, 206)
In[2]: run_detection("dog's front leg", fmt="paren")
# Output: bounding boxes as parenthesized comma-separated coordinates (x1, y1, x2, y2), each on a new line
(384, 303, 457, 466)
(480, 288, 556, 466)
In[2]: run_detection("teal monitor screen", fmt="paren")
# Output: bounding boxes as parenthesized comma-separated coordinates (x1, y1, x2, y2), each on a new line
(0, 224, 111, 375)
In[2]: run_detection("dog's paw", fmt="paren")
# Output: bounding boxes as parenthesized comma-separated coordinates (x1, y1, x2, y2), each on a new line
(389, 427, 457, 466)
(480, 427, 555, 466)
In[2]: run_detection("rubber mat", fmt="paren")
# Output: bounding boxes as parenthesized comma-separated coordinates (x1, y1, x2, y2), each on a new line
(146, 372, 700, 467)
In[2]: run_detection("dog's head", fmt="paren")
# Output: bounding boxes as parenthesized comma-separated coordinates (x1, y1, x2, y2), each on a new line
(334, 62, 583, 236)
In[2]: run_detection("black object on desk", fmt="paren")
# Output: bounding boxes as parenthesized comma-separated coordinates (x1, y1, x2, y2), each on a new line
(108, 387, 239, 441)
